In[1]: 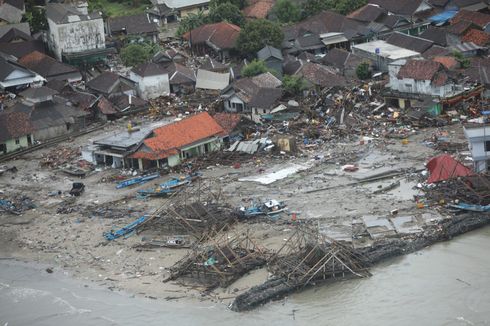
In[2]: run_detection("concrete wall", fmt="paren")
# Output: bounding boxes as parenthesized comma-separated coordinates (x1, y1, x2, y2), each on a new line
(34, 125, 68, 141)
(464, 125, 490, 172)
(390, 77, 459, 97)
(1, 135, 30, 154)
(48, 17, 105, 61)
(129, 72, 170, 100)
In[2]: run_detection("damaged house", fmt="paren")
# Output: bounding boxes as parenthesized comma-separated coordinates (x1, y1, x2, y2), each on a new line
(130, 112, 224, 170)
(221, 72, 282, 122)
(107, 13, 159, 43)
(18, 51, 82, 82)
(184, 22, 240, 61)
(0, 54, 44, 91)
(0, 111, 33, 155)
(129, 62, 170, 100)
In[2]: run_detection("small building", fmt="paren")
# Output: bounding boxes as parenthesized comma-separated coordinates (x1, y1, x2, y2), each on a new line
(184, 22, 240, 61)
(129, 62, 170, 100)
(0, 0, 24, 24)
(0, 55, 44, 91)
(152, 48, 187, 67)
(147, 0, 210, 24)
(19, 51, 82, 82)
(321, 48, 366, 78)
(166, 62, 196, 94)
(352, 40, 421, 72)
(46, 2, 109, 63)
(464, 123, 490, 172)
(130, 112, 224, 170)
(107, 13, 159, 43)
(0, 111, 33, 155)
(257, 45, 283, 77)
(86, 71, 137, 98)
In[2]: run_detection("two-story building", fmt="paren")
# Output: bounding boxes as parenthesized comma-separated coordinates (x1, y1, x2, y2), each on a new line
(464, 122, 490, 172)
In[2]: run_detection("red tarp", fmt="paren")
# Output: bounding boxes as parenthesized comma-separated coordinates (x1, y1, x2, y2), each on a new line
(426, 154, 473, 184)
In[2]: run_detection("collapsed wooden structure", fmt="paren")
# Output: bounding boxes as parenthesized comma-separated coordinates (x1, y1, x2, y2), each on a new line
(164, 230, 269, 289)
(424, 173, 490, 206)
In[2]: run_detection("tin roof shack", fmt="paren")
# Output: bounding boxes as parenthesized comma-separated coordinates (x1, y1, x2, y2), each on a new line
(19, 51, 82, 82)
(46, 2, 111, 64)
(184, 22, 241, 61)
(86, 123, 161, 169)
(221, 72, 282, 122)
(0, 111, 33, 155)
(352, 40, 421, 72)
(10, 98, 89, 141)
(0, 0, 24, 24)
(129, 62, 170, 100)
(107, 13, 159, 43)
(464, 122, 490, 172)
(385, 59, 468, 110)
(0, 55, 44, 92)
(130, 112, 224, 170)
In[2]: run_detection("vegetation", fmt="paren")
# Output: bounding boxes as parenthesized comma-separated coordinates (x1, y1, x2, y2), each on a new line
(23, 7, 47, 33)
(356, 61, 371, 80)
(208, 3, 245, 26)
(282, 75, 307, 95)
(272, 0, 301, 23)
(209, 0, 246, 10)
(301, 0, 367, 18)
(241, 60, 271, 77)
(87, 0, 149, 17)
(236, 19, 283, 57)
(120, 41, 160, 66)
(452, 51, 470, 69)
(176, 11, 208, 37)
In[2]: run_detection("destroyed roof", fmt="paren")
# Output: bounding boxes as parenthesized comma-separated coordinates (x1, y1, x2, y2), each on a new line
(184, 22, 241, 50)
(195, 69, 229, 90)
(132, 112, 224, 160)
(212, 112, 242, 136)
(386, 32, 434, 53)
(432, 56, 458, 69)
(451, 9, 490, 29)
(86, 71, 135, 95)
(131, 62, 168, 77)
(97, 96, 118, 115)
(0, 28, 32, 42)
(242, 0, 275, 19)
(19, 86, 58, 99)
(322, 48, 364, 70)
(0, 40, 45, 59)
(0, 111, 33, 142)
(199, 56, 228, 71)
(461, 28, 490, 45)
(167, 62, 196, 84)
(46, 3, 101, 24)
(19, 51, 81, 81)
(368, 0, 431, 16)
(422, 44, 450, 58)
(0, 22, 29, 38)
(257, 45, 283, 61)
(397, 59, 446, 84)
(427, 154, 473, 183)
(109, 13, 159, 35)
(110, 93, 147, 111)
(295, 62, 348, 87)
(419, 26, 449, 47)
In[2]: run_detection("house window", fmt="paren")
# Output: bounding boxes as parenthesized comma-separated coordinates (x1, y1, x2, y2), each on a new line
(263, 109, 267, 114)
(485, 141, 490, 152)
(228, 100, 231, 108)
(405, 83, 412, 88)
(235, 103, 244, 112)
(15, 138, 20, 145)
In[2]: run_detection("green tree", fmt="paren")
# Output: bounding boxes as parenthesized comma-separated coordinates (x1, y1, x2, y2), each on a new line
(23, 6, 47, 33)
(301, 0, 331, 18)
(209, 0, 245, 9)
(120, 42, 159, 66)
(334, 0, 367, 15)
(237, 19, 283, 58)
(208, 3, 245, 26)
(283, 75, 307, 95)
(452, 51, 470, 68)
(356, 61, 371, 80)
(176, 11, 208, 37)
(241, 60, 270, 77)
(301, 0, 366, 18)
(272, 0, 301, 23)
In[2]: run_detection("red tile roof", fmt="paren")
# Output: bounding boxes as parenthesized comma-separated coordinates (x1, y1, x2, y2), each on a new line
(212, 112, 241, 137)
(0, 111, 33, 142)
(451, 9, 490, 29)
(432, 56, 458, 69)
(131, 112, 224, 160)
(398, 60, 442, 81)
(461, 28, 490, 46)
(184, 22, 241, 50)
(242, 0, 275, 19)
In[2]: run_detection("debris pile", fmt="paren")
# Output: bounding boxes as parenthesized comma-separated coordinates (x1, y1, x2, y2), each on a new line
(41, 147, 81, 169)
(0, 195, 36, 215)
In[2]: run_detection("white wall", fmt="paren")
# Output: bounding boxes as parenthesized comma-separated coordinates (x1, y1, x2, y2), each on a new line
(224, 94, 247, 113)
(389, 76, 460, 97)
(129, 72, 170, 100)
(48, 17, 105, 61)
(464, 125, 490, 172)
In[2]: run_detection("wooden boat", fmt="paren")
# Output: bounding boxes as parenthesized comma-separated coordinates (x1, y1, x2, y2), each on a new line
(239, 199, 287, 218)
(137, 173, 201, 197)
(60, 164, 91, 177)
(116, 172, 160, 189)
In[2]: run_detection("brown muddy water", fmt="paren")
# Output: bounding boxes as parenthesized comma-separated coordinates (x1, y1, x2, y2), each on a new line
(1, 225, 490, 326)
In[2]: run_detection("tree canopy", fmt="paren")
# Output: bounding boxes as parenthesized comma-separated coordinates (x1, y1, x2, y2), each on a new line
(272, 0, 301, 23)
(241, 60, 270, 77)
(209, 0, 245, 9)
(282, 75, 307, 95)
(208, 2, 245, 26)
(356, 61, 371, 80)
(120, 42, 159, 66)
(176, 11, 207, 37)
(301, 0, 367, 18)
(236, 19, 283, 57)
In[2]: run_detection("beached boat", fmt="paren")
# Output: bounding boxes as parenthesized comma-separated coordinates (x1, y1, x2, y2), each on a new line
(239, 199, 287, 218)
(137, 173, 201, 197)
(104, 214, 152, 241)
(59, 164, 91, 177)
(116, 172, 160, 189)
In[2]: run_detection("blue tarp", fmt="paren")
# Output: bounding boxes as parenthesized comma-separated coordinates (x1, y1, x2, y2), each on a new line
(429, 10, 458, 24)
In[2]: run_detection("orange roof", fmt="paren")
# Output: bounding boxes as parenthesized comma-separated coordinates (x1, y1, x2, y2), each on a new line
(131, 112, 224, 160)
(242, 0, 275, 19)
(432, 56, 458, 69)
(462, 29, 490, 46)
(183, 22, 241, 50)
(213, 112, 241, 136)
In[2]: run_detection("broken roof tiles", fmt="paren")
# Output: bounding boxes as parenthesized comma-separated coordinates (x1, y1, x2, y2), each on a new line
(461, 28, 490, 46)
(184, 22, 241, 50)
(397, 59, 444, 82)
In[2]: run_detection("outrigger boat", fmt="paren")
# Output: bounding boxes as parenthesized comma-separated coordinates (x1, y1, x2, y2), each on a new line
(116, 172, 160, 189)
(238, 199, 288, 219)
(104, 214, 152, 241)
(137, 172, 201, 197)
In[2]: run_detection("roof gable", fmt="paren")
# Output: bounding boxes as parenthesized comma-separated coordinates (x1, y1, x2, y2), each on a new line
(185, 22, 241, 50)
(386, 32, 434, 53)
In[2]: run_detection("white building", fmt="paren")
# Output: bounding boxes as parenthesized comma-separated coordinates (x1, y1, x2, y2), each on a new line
(464, 123, 490, 172)
(46, 2, 106, 62)
(129, 62, 170, 100)
(352, 40, 421, 72)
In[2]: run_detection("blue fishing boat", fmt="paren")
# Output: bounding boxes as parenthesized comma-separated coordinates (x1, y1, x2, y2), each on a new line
(238, 199, 287, 219)
(449, 203, 490, 212)
(116, 172, 160, 189)
(104, 214, 152, 241)
(137, 173, 201, 197)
